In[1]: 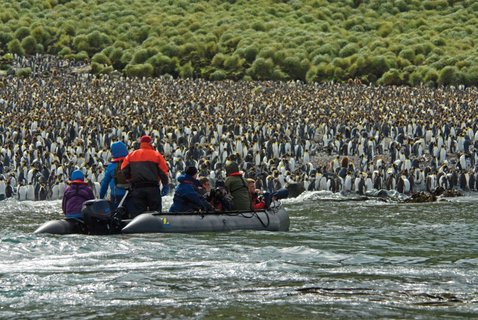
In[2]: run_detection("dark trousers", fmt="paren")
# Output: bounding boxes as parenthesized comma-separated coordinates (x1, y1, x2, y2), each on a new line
(129, 186, 162, 218)
(111, 195, 135, 219)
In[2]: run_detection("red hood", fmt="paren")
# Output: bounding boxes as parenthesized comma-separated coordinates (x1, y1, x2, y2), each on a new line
(68, 180, 88, 185)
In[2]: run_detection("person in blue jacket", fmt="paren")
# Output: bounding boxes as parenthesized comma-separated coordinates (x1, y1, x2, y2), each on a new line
(169, 166, 215, 213)
(99, 141, 131, 215)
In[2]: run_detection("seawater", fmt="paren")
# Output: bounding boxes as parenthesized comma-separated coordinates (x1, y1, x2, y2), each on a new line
(1, 193, 477, 319)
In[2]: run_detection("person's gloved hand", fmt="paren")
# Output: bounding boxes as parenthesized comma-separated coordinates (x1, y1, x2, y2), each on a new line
(161, 185, 170, 197)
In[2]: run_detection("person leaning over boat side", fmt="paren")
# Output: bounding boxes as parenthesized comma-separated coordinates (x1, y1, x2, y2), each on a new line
(197, 176, 210, 197)
(99, 141, 131, 216)
(121, 135, 169, 218)
(198, 175, 229, 211)
(224, 161, 252, 211)
(246, 178, 266, 210)
(62, 170, 95, 219)
(169, 166, 214, 213)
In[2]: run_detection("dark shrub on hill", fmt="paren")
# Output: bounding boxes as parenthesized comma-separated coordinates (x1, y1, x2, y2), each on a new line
(21, 36, 37, 55)
(464, 67, 478, 86)
(15, 27, 30, 41)
(179, 61, 194, 78)
(7, 39, 25, 56)
(379, 69, 402, 86)
(148, 54, 178, 77)
(247, 57, 275, 80)
(0, 31, 13, 50)
(124, 63, 154, 78)
(92, 53, 111, 65)
(438, 66, 463, 86)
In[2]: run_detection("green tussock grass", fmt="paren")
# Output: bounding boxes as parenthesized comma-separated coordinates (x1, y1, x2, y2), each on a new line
(0, 0, 477, 86)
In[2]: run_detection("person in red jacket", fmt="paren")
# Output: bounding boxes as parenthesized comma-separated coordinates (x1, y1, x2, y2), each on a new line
(121, 135, 169, 217)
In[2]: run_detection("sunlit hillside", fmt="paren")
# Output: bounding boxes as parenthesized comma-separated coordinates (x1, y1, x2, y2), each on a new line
(1, 0, 477, 85)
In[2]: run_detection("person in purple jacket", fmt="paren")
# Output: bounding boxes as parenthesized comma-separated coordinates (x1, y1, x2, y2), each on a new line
(62, 170, 95, 219)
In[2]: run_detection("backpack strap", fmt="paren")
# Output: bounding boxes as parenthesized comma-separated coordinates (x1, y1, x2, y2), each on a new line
(229, 177, 248, 193)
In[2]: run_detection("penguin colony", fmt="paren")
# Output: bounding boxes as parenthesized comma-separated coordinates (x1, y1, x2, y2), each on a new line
(0, 55, 477, 201)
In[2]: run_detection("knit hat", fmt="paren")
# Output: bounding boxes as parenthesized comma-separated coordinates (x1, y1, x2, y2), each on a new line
(140, 135, 152, 144)
(185, 166, 198, 176)
(71, 170, 84, 181)
(111, 141, 128, 158)
(225, 161, 239, 176)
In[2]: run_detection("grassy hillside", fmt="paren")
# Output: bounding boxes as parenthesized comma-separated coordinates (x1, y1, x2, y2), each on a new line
(1, 0, 477, 86)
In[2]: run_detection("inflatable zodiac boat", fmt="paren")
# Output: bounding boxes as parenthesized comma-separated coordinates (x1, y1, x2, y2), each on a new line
(34, 199, 290, 235)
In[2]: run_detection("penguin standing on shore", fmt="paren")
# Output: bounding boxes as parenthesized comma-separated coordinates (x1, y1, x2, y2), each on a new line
(354, 173, 365, 195)
(18, 180, 28, 201)
(469, 172, 476, 191)
(344, 172, 353, 192)
(385, 169, 396, 191)
(413, 169, 425, 192)
(458, 171, 467, 191)
(426, 174, 437, 193)
(372, 170, 382, 190)
(0, 176, 6, 200)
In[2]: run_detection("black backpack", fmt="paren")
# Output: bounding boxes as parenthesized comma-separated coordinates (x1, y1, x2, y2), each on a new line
(114, 161, 129, 189)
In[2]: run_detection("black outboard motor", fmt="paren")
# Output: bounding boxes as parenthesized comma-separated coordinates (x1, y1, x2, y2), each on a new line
(82, 199, 120, 235)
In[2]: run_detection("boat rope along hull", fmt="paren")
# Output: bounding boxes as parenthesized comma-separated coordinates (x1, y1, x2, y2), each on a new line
(122, 208, 289, 234)
(34, 208, 289, 234)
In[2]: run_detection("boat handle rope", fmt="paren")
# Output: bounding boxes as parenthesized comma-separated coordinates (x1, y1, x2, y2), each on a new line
(220, 211, 271, 228)
(254, 211, 270, 228)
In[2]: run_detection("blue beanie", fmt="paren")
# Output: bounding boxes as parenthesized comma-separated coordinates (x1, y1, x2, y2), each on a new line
(111, 141, 128, 158)
(71, 170, 84, 181)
